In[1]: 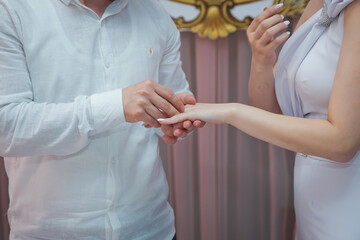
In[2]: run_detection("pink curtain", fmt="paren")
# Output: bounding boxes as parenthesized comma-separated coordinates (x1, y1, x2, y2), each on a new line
(0, 157, 10, 239)
(160, 30, 296, 240)
(0, 30, 296, 240)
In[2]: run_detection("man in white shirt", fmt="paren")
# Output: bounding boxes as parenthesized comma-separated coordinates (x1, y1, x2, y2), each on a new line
(0, 0, 200, 239)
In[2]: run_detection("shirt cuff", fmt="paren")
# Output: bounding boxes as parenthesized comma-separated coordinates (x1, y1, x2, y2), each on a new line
(90, 88, 126, 134)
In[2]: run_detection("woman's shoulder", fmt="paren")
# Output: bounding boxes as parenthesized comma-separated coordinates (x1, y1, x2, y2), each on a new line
(293, 0, 323, 32)
(344, 0, 360, 33)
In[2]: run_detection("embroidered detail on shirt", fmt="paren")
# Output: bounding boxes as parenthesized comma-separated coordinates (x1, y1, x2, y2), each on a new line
(149, 48, 153, 57)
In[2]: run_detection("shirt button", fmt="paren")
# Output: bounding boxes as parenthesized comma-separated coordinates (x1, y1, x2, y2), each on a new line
(104, 60, 110, 68)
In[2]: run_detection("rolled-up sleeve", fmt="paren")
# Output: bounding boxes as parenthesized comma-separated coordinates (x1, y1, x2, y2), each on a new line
(0, 3, 125, 157)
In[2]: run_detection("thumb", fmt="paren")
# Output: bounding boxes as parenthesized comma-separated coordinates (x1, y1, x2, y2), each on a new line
(176, 92, 196, 105)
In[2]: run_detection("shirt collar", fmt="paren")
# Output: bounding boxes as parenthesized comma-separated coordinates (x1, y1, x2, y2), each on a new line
(59, 0, 128, 6)
(59, 0, 72, 5)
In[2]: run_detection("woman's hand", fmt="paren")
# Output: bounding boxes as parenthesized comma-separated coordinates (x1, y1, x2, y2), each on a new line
(247, 3, 289, 112)
(246, 3, 290, 67)
(158, 103, 232, 126)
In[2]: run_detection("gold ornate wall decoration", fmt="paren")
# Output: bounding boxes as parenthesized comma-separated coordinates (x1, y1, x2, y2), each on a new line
(170, 0, 309, 39)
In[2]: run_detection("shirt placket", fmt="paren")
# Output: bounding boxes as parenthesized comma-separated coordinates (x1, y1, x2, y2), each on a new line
(99, 18, 121, 240)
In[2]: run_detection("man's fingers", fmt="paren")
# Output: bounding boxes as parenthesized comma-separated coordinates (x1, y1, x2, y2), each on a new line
(154, 84, 184, 113)
(177, 92, 196, 105)
(171, 122, 185, 137)
(161, 125, 174, 137)
(144, 104, 169, 123)
(183, 120, 205, 129)
(142, 113, 161, 127)
(149, 93, 181, 118)
(162, 134, 178, 145)
(172, 122, 189, 138)
(193, 120, 205, 128)
(183, 120, 193, 129)
(174, 129, 187, 138)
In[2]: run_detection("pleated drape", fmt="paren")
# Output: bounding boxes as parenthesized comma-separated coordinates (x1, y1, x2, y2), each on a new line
(0, 157, 9, 240)
(160, 30, 296, 240)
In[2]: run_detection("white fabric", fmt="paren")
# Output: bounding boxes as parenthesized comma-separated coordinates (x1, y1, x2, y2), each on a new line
(295, 11, 343, 117)
(0, 0, 190, 239)
(275, 0, 360, 239)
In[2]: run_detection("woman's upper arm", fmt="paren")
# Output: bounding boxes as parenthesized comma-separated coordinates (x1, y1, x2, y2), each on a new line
(327, 0, 360, 157)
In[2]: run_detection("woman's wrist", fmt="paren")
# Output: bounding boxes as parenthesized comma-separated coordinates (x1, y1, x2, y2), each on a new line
(251, 58, 275, 73)
(223, 103, 239, 125)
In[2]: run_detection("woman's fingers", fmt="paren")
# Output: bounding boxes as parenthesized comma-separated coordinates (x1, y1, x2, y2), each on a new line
(267, 31, 291, 51)
(158, 113, 191, 125)
(258, 20, 290, 46)
(247, 3, 284, 33)
(158, 103, 223, 126)
(245, 3, 290, 65)
(251, 14, 285, 42)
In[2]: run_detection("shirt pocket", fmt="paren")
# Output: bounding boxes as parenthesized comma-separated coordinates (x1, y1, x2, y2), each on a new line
(113, 40, 162, 88)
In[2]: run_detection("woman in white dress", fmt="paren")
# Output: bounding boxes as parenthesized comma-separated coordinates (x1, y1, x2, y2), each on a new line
(159, 0, 360, 239)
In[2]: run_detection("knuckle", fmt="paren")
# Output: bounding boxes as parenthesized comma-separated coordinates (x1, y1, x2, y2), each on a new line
(143, 80, 155, 89)
(133, 109, 144, 119)
(161, 103, 171, 112)
(259, 21, 268, 30)
(165, 90, 175, 100)
(247, 34, 255, 43)
(135, 98, 146, 107)
(137, 89, 149, 97)
(264, 29, 273, 38)
(144, 79, 153, 85)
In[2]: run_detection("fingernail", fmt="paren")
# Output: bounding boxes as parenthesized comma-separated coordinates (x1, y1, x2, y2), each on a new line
(284, 20, 290, 25)
(274, 3, 283, 10)
(286, 31, 291, 35)
(157, 118, 166, 122)
(280, 15, 284, 19)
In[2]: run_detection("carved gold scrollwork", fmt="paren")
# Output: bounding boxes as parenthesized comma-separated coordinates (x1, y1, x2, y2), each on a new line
(171, 0, 309, 39)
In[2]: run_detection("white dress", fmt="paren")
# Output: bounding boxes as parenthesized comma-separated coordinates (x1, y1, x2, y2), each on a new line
(275, 0, 360, 239)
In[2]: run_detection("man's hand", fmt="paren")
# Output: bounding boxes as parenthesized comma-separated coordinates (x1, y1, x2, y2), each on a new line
(122, 80, 184, 127)
(161, 92, 205, 144)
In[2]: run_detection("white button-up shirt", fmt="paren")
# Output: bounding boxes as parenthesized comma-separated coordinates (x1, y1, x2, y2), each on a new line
(0, 0, 190, 239)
